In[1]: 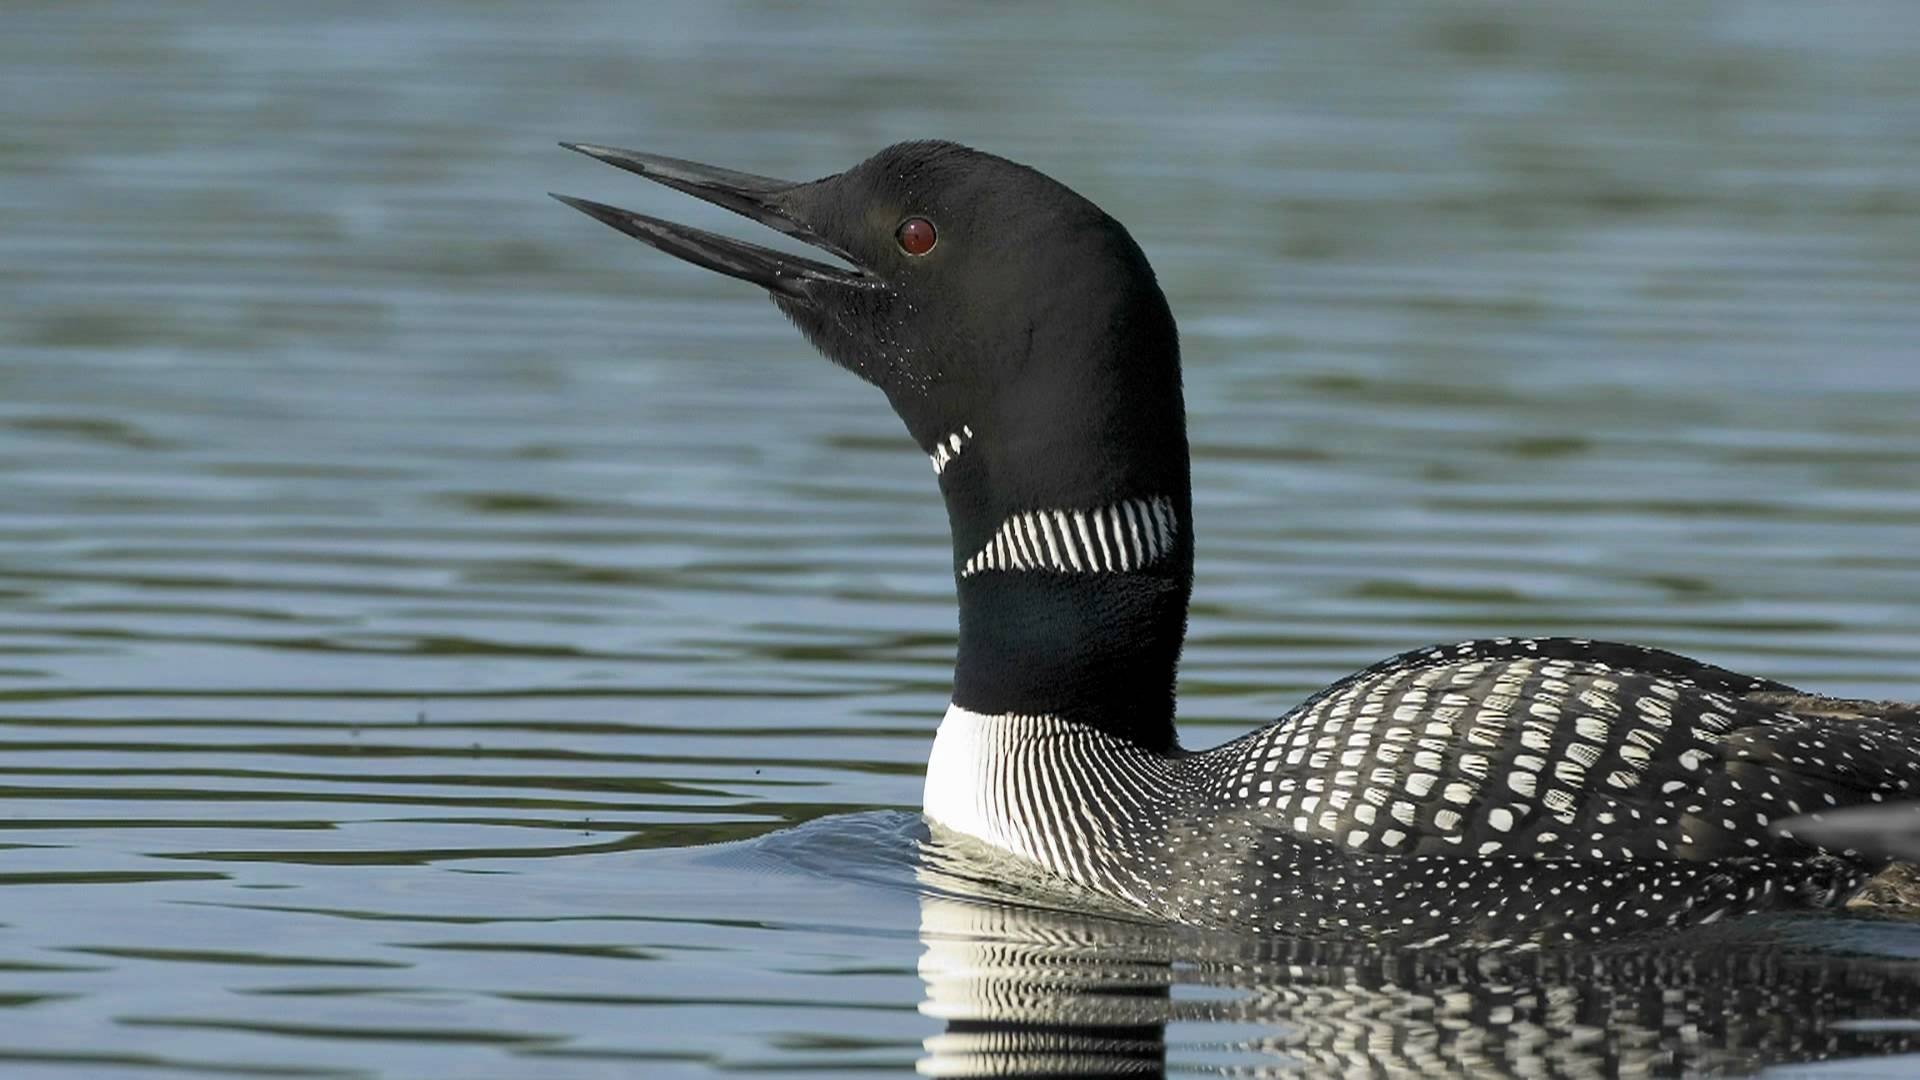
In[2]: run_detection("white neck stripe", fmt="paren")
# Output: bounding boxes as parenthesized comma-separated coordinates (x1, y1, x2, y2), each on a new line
(961, 496, 1177, 577)
(929, 424, 974, 475)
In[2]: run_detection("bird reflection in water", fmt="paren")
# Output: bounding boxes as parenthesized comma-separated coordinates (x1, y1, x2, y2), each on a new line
(914, 829, 1920, 1078)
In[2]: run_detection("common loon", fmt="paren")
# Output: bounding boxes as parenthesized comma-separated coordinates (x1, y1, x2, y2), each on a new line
(554, 140, 1920, 943)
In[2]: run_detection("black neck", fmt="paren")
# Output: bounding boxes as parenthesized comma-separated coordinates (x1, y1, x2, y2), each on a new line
(880, 205, 1192, 752)
(939, 460, 1193, 755)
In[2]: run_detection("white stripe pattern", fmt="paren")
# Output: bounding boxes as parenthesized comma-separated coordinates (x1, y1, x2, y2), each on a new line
(929, 425, 974, 475)
(924, 703, 1163, 905)
(961, 496, 1177, 577)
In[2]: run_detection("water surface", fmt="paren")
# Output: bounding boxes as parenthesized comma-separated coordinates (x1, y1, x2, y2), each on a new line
(4, 1, 1920, 1075)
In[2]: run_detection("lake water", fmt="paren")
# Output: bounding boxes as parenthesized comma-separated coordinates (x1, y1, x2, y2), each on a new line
(4, 1, 1920, 1076)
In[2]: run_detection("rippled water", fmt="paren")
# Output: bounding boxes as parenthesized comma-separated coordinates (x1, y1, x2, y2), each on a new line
(4, 1, 1920, 1075)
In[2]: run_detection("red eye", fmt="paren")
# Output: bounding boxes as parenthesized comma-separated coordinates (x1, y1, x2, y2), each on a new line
(896, 217, 937, 256)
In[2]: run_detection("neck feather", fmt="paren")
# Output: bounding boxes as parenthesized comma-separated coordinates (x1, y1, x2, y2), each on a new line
(939, 475, 1192, 753)
(913, 281, 1191, 752)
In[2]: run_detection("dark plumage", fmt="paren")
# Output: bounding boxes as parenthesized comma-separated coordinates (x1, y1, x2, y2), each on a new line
(555, 140, 1919, 941)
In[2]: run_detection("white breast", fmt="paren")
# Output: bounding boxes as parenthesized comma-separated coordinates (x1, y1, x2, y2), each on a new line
(929, 703, 1101, 875)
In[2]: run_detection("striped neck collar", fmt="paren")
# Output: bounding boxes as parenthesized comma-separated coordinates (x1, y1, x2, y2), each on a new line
(962, 496, 1177, 577)
(944, 486, 1193, 753)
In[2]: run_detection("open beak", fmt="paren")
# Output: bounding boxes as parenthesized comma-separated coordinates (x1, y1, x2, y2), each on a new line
(552, 143, 873, 302)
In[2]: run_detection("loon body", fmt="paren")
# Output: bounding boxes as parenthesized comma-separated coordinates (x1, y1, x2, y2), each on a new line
(555, 140, 1919, 941)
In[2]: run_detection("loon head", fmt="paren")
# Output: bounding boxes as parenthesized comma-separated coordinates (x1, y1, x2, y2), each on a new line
(553, 141, 1187, 502)
(556, 141, 1192, 750)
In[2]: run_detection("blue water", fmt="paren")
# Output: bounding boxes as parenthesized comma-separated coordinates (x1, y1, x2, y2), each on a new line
(3, 2, 1919, 1075)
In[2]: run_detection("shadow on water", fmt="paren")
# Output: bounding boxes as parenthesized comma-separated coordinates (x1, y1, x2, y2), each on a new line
(731, 812, 1920, 1077)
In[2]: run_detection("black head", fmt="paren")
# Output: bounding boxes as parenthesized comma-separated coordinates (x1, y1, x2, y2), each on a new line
(553, 141, 1186, 511)
(556, 141, 1192, 749)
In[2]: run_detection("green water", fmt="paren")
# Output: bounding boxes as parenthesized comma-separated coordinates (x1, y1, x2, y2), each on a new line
(3, 1, 1919, 1075)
